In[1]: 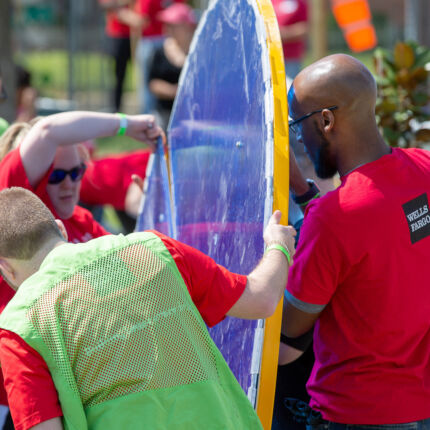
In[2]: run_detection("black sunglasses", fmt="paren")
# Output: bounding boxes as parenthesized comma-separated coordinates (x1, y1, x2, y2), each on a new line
(289, 106, 338, 134)
(48, 164, 87, 184)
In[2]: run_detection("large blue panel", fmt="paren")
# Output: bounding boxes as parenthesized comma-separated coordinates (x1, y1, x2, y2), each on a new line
(168, 0, 272, 401)
(136, 139, 173, 236)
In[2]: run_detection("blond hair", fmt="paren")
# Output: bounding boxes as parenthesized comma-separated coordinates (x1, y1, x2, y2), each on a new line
(0, 122, 31, 161)
(0, 187, 63, 260)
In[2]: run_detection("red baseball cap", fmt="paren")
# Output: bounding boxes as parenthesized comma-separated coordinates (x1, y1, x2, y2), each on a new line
(157, 3, 197, 25)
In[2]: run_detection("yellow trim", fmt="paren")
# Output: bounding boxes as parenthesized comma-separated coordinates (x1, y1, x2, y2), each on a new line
(254, 0, 290, 429)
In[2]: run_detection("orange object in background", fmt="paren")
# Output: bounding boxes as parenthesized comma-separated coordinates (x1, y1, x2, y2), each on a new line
(331, 0, 377, 52)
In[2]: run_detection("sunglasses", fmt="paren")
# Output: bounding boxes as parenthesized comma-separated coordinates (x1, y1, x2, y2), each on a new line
(289, 106, 338, 135)
(48, 164, 87, 184)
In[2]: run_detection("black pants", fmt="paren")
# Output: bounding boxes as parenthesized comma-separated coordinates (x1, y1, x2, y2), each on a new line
(108, 36, 131, 111)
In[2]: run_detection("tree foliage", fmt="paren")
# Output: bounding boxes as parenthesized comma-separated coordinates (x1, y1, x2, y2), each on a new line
(374, 41, 430, 148)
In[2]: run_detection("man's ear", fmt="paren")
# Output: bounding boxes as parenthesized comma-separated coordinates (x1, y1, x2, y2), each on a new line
(321, 109, 335, 133)
(55, 220, 68, 241)
(0, 258, 16, 282)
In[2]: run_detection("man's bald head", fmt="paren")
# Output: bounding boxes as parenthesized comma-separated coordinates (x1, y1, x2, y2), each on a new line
(287, 54, 388, 178)
(289, 54, 377, 121)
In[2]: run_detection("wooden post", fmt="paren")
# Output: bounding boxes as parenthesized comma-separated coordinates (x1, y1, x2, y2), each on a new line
(310, 0, 328, 61)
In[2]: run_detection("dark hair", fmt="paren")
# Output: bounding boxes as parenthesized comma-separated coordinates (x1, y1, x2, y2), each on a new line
(0, 187, 63, 260)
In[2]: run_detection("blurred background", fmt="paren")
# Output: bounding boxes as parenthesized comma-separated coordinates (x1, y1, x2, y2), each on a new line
(0, 1, 427, 117)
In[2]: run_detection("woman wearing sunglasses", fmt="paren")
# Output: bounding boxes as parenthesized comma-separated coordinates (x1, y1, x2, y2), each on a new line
(0, 111, 160, 305)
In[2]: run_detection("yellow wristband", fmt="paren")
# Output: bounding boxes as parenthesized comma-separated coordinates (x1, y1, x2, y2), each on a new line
(265, 244, 291, 265)
(117, 113, 127, 136)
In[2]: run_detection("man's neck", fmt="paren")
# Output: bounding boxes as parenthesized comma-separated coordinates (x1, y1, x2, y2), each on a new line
(14, 239, 67, 290)
(338, 133, 391, 177)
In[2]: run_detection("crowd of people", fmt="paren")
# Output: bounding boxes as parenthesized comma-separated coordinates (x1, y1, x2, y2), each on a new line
(1, 1, 430, 430)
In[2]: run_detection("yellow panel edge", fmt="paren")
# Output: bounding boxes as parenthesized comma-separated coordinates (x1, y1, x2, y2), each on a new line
(254, 0, 290, 429)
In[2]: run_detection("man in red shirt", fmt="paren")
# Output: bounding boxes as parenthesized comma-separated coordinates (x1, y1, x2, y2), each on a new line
(0, 111, 161, 426)
(0, 187, 296, 429)
(284, 54, 430, 428)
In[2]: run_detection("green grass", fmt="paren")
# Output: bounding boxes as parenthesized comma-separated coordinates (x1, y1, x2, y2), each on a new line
(16, 50, 136, 99)
(94, 135, 152, 157)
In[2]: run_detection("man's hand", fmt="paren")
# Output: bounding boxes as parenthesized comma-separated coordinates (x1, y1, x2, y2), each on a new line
(264, 210, 296, 260)
(227, 211, 296, 320)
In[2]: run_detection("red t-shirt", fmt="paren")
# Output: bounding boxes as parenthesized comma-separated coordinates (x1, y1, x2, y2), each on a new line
(272, 0, 307, 60)
(0, 231, 247, 430)
(287, 148, 430, 424)
(135, 0, 184, 37)
(0, 148, 108, 408)
(80, 149, 151, 211)
(105, 12, 130, 38)
(98, 0, 131, 37)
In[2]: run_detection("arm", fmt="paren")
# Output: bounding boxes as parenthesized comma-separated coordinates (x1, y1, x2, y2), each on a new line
(0, 331, 63, 430)
(282, 300, 320, 338)
(19, 112, 161, 188)
(279, 21, 308, 43)
(227, 211, 296, 319)
(149, 79, 178, 100)
(98, 0, 133, 12)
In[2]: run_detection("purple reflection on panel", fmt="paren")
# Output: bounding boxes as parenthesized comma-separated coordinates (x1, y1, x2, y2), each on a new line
(168, 0, 270, 396)
(136, 140, 172, 236)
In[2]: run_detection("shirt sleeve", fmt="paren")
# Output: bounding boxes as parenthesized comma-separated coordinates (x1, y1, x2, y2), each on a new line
(0, 148, 32, 190)
(286, 201, 347, 308)
(151, 231, 247, 327)
(0, 330, 62, 430)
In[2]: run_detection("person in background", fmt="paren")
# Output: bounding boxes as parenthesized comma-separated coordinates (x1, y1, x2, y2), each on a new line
(80, 147, 152, 232)
(15, 65, 37, 123)
(272, 0, 308, 80)
(98, 0, 137, 111)
(0, 187, 296, 430)
(134, 0, 185, 114)
(148, 3, 197, 128)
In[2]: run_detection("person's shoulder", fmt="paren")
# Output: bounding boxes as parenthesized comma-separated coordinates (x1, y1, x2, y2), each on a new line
(305, 186, 342, 218)
(0, 146, 21, 168)
(401, 147, 430, 162)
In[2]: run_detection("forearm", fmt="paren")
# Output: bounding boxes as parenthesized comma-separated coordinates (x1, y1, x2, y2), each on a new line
(20, 111, 159, 188)
(99, 0, 132, 11)
(279, 22, 308, 43)
(247, 250, 289, 317)
(116, 8, 145, 28)
(149, 79, 178, 100)
(227, 249, 289, 320)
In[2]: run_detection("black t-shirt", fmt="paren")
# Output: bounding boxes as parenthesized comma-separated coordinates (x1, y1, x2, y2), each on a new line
(148, 46, 182, 112)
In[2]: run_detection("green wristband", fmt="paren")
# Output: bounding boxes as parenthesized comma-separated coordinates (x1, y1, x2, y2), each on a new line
(265, 244, 291, 265)
(117, 113, 127, 136)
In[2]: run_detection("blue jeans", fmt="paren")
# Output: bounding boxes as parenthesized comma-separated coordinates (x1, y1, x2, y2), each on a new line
(136, 36, 164, 114)
(310, 419, 430, 430)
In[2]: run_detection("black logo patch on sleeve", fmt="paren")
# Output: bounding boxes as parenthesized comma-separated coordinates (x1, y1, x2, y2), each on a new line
(402, 193, 430, 244)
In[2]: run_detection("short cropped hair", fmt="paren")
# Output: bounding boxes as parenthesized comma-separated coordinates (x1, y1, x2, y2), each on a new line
(0, 187, 63, 260)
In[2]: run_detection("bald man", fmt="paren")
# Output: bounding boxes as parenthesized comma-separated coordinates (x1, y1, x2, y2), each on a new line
(283, 54, 430, 428)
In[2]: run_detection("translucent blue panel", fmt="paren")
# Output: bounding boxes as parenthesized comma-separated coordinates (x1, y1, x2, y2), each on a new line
(136, 140, 173, 236)
(168, 0, 272, 402)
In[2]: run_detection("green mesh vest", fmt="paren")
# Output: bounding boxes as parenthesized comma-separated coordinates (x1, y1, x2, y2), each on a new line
(0, 232, 262, 430)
